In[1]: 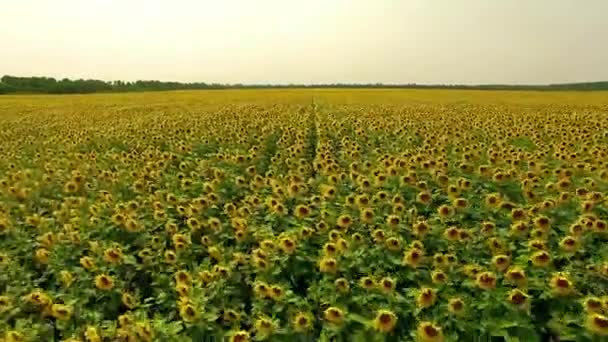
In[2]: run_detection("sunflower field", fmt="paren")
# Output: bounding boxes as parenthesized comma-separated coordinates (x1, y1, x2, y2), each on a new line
(1, 89, 608, 341)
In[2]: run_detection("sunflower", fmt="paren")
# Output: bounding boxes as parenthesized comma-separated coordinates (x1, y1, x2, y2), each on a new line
(279, 237, 296, 254)
(50, 303, 73, 321)
(584, 297, 604, 314)
(121, 292, 139, 309)
(416, 321, 444, 342)
(373, 310, 398, 333)
(319, 257, 338, 274)
(378, 277, 396, 294)
(85, 326, 101, 342)
(431, 270, 448, 284)
(385, 237, 402, 251)
(437, 204, 454, 219)
(334, 278, 351, 293)
(269, 285, 284, 300)
(476, 271, 497, 290)
(336, 214, 353, 230)
(323, 307, 345, 325)
(294, 204, 311, 219)
(505, 266, 527, 287)
(386, 214, 400, 227)
(254, 317, 276, 339)
(444, 226, 460, 241)
(103, 247, 123, 264)
(179, 303, 198, 322)
(530, 250, 551, 267)
(403, 248, 424, 268)
(507, 289, 529, 308)
(549, 273, 575, 296)
(413, 221, 430, 237)
(360, 276, 376, 290)
(80, 256, 96, 271)
(559, 236, 579, 252)
(447, 298, 465, 315)
(229, 330, 250, 342)
(174, 270, 192, 285)
(586, 313, 608, 336)
(35, 248, 50, 264)
(417, 287, 437, 309)
(417, 191, 432, 205)
(492, 255, 510, 272)
(95, 274, 115, 290)
(453, 197, 468, 210)
(293, 312, 313, 332)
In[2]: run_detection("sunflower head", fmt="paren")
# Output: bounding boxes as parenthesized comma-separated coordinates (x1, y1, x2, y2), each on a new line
(95, 274, 115, 290)
(476, 271, 497, 290)
(550, 273, 575, 296)
(416, 321, 444, 342)
(373, 310, 398, 333)
(323, 307, 345, 325)
(417, 287, 437, 308)
(334, 278, 350, 293)
(586, 313, 608, 336)
(293, 312, 313, 332)
(447, 298, 465, 315)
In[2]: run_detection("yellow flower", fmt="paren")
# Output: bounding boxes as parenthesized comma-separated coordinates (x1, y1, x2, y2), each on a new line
(279, 237, 296, 254)
(268, 285, 284, 300)
(164, 250, 177, 264)
(385, 237, 402, 251)
(491, 255, 510, 272)
(549, 273, 575, 296)
(319, 257, 338, 274)
(416, 321, 444, 342)
(359, 276, 376, 290)
(51, 303, 73, 320)
(294, 204, 311, 219)
(476, 271, 497, 290)
(103, 247, 123, 264)
(373, 310, 398, 333)
(135, 321, 154, 341)
(447, 298, 465, 315)
(35, 248, 50, 264)
(378, 277, 396, 294)
(334, 278, 351, 293)
(586, 313, 608, 336)
(59, 270, 74, 288)
(403, 248, 424, 268)
(95, 274, 115, 290)
(179, 303, 198, 322)
(336, 214, 353, 230)
(431, 270, 448, 284)
(583, 297, 604, 314)
(5, 331, 25, 342)
(85, 326, 101, 342)
(417, 287, 437, 309)
(530, 250, 551, 267)
(507, 289, 529, 308)
(121, 292, 139, 309)
(174, 270, 192, 285)
(293, 312, 313, 332)
(505, 266, 527, 287)
(80, 256, 96, 271)
(323, 307, 345, 325)
(229, 331, 250, 342)
(254, 317, 276, 338)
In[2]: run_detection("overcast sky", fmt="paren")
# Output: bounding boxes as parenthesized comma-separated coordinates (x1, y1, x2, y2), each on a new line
(1, 0, 607, 85)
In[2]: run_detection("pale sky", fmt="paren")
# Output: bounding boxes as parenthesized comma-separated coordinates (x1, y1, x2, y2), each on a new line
(1, 0, 607, 85)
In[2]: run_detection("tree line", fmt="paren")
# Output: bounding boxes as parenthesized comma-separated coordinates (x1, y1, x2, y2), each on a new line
(1, 75, 607, 94)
